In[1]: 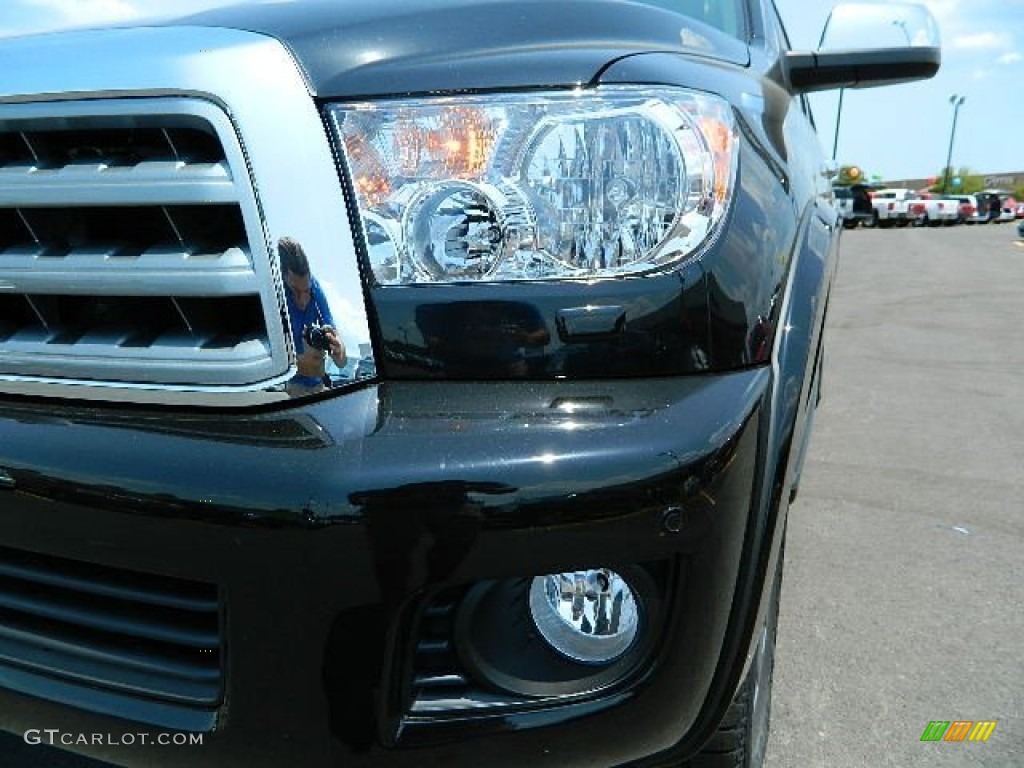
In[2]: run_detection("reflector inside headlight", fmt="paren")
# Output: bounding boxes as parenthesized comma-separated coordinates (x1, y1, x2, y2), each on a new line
(329, 87, 736, 284)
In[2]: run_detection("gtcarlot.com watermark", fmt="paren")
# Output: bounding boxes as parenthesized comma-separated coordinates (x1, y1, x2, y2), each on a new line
(24, 729, 203, 747)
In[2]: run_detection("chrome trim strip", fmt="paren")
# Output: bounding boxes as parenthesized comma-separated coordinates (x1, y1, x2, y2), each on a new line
(0, 246, 256, 296)
(0, 338, 276, 387)
(0, 162, 237, 207)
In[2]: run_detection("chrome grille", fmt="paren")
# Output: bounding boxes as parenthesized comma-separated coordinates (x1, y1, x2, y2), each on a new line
(0, 544, 223, 731)
(0, 98, 287, 391)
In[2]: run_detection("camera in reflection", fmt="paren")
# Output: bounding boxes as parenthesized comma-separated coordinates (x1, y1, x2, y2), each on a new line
(302, 322, 333, 352)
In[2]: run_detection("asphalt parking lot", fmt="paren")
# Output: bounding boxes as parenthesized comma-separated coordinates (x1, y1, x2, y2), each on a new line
(2, 223, 1022, 768)
(765, 222, 1024, 767)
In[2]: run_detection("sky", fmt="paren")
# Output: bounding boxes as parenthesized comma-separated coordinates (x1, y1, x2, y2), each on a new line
(775, 0, 1024, 182)
(0, 0, 1021, 182)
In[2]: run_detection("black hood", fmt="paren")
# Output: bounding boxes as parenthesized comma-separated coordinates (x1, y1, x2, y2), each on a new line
(166, 0, 749, 98)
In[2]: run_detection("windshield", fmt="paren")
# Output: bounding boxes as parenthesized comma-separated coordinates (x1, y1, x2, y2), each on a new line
(636, 0, 746, 39)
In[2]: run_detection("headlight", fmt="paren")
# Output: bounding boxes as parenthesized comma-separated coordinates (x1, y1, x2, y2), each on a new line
(328, 87, 737, 285)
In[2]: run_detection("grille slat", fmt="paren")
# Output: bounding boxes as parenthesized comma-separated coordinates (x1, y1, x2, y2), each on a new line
(410, 690, 536, 714)
(416, 638, 452, 655)
(0, 336, 274, 385)
(0, 628, 219, 704)
(0, 545, 223, 725)
(0, 123, 223, 168)
(0, 98, 287, 394)
(409, 592, 476, 713)
(413, 672, 469, 689)
(0, 621, 218, 681)
(7, 205, 248, 258)
(0, 291, 274, 385)
(0, 160, 236, 206)
(0, 557, 218, 613)
(0, 587, 219, 648)
(0, 246, 257, 296)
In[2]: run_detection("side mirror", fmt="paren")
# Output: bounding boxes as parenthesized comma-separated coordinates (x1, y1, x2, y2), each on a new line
(784, 3, 940, 93)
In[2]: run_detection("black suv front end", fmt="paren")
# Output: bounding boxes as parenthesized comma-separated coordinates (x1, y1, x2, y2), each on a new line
(0, 1, 939, 765)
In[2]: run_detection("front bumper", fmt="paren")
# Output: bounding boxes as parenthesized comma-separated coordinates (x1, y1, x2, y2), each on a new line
(0, 369, 770, 768)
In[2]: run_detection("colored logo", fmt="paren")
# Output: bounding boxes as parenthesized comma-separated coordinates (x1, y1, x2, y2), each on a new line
(921, 721, 997, 742)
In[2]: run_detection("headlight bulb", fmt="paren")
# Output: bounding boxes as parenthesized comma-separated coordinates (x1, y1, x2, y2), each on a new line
(405, 181, 505, 280)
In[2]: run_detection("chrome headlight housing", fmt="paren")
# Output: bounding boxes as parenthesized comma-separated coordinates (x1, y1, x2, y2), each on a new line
(328, 87, 737, 285)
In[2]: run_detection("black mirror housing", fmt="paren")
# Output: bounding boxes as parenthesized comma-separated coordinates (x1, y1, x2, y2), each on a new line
(784, 46, 940, 93)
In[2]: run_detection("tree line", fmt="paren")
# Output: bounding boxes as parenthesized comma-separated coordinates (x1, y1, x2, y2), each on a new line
(835, 165, 1024, 200)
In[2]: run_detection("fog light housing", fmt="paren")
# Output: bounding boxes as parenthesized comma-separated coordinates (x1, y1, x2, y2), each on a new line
(529, 569, 639, 664)
(455, 565, 660, 698)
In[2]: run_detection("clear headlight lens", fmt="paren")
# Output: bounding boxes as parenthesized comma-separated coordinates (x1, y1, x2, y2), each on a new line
(328, 87, 737, 284)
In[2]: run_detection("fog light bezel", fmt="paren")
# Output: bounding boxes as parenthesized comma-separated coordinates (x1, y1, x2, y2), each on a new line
(454, 564, 661, 699)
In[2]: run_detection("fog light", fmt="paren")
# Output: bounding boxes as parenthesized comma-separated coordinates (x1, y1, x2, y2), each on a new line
(454, 566, 661, 698)
(529, 569, 640, 664)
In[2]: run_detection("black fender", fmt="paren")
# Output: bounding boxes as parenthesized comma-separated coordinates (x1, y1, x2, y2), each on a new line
(742, 194, 839, 690)
(644, 193, 839, 765)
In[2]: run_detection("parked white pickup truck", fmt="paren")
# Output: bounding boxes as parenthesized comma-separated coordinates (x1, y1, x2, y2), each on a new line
(910, 192, 963, 226)
(869, 188, 927, 227)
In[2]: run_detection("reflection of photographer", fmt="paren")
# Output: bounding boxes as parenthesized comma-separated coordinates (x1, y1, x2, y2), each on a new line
(279, 237, 346, 396)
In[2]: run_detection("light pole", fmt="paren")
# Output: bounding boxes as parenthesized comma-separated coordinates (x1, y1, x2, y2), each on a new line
(892, 20, 911, 45)
(831, 89, 844, 162)
(817, 14, 844, 161)
(942, 95, 966, 194)
(825, 17, 913, 161)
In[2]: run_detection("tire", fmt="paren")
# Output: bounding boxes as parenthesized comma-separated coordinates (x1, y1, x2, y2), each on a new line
(682, 543, 784, 768)
(862, 210, 878, 229)
(913, 213, 928, 227)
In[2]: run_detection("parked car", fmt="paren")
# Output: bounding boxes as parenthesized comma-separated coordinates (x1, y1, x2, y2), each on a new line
(0, 2, 940, 767)
(833, 183, 875, 228)
(997, 195, 1018, 223)
(956, 196, 977, 224)
(869, 188, 927, 227)
(1016, 201, 1024, 219)
(971, 192, 1002, 223)
(910, 192, 961, 227)
(353, 354, 377, 380)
